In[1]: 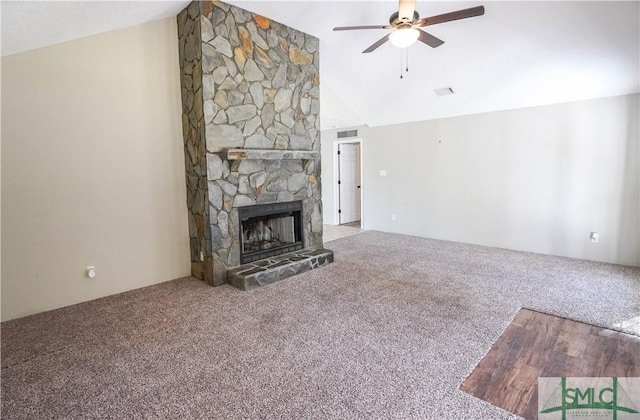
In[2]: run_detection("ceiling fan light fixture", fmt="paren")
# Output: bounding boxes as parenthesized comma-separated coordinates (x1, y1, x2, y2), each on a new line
(389, 28, 419, 48)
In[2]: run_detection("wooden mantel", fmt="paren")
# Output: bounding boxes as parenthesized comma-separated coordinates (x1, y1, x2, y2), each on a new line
(226, 149, 320, 160)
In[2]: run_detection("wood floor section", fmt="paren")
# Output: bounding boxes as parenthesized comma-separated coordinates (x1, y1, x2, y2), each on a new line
(459, 309, 640, 419)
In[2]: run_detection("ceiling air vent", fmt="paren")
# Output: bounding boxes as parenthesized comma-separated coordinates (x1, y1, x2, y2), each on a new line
(337, 130, 358, 138)
(434, 87, 455, 97)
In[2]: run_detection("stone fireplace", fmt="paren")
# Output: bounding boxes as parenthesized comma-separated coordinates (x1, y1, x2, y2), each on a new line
(177, 0, 332, 289)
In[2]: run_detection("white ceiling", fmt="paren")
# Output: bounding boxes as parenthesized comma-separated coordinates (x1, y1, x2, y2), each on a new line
(2, 1, 639, 128)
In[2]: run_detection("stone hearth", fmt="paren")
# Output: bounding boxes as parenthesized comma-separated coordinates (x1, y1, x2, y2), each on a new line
(228, 248, 334, 290)
(177, 0, 331, 288)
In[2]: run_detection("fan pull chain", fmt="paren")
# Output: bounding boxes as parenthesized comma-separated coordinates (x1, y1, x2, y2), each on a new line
(406, 48, 409, 73)
(400, 48, 410, 79)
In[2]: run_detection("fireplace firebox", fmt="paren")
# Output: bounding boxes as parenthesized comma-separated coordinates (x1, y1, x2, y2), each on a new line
(238, 201, 304, 264)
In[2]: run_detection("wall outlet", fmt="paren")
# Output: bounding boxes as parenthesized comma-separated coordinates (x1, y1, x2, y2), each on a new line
(86, 266, 96, 279)
(590, 232, 599, 243)
(391, 214, 397, 221)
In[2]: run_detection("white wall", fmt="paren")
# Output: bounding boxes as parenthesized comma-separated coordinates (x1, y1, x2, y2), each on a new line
(322, 94, 640, 266)
(1, 57, 3, 319)
(1, 18, 191, 321)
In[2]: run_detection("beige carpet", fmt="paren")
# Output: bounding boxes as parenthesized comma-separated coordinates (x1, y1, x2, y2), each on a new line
(2, 231, 638, 419)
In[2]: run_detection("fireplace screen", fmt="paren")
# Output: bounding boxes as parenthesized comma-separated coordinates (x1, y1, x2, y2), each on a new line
(238, 201, 303, 264)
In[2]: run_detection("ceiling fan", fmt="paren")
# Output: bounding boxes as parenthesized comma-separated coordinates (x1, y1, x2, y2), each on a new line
(333, 0, 485, 53)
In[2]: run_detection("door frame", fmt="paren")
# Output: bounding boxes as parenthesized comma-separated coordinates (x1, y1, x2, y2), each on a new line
(333, 139, 364, 227)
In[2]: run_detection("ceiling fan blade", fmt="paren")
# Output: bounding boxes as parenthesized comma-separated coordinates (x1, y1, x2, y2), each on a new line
(333, 25, 389, 31)
(417, 29, 444, 48)
(363, 34, 391, 53)
(417, 5, 485, 27)
(398, 0, 416, 21)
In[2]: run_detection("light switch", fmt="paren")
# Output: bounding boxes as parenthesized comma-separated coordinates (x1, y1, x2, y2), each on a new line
(379, 170, 387, 177)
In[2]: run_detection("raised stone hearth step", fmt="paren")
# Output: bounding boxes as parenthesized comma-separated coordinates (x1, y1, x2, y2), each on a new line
(228, 248, 334, 291)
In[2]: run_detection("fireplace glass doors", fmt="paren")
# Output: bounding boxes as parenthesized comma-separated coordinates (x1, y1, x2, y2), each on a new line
(238, 201, 303, 264)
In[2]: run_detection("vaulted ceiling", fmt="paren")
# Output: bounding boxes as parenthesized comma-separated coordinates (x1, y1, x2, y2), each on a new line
(2, 1, 639, 128)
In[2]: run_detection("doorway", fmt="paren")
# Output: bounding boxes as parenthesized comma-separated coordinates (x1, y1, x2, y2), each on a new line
(334, 140, 362, 228)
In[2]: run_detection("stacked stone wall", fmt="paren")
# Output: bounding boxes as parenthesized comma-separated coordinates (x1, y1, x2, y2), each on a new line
(178, 1, 323, 285)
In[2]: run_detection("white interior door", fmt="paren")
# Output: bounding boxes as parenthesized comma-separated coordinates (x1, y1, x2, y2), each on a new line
(338, 143, 361, 224)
